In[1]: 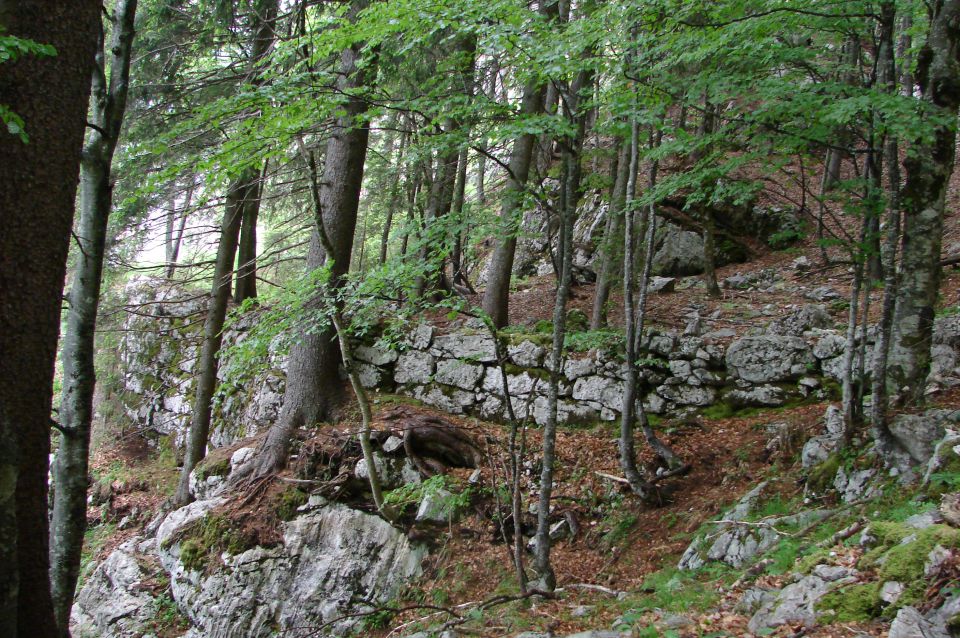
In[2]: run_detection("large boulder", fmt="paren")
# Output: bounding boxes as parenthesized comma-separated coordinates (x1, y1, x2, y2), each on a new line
(889, 410, 960, 465)
(157, 496, 426, 638)
(748, 566, 858, 634)
(725, 335, 815, 384)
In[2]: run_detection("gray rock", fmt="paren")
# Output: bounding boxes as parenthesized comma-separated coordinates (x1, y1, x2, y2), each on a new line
(834, 466, 878, 503)
(355, 453, 420, 490)
(412, 385, 475, 414)
(880, 581, 905, 604)
(572, 376, 624, 412)
(769, 304, 833, 337)
(71, 537, 162, 638)
(562, 632, 629, 638)
(434, 359, 485, 390)
(404, 323, 434, 350)
(890, 410, 960, 464)
(571, 605, 594, 618)
(725, 384, 787, 408)
(889, 606, 951, 638)
(747, 570, 854, 633)
(416, 489, 460, 525)
(159, 498, 426, 638)
(812, 331, 845, 359)
(736, 587, 777, 614)
(805, 286, 841, 302)
(355, 343, 398, 366)
(648, 276, 676, 293)
(656, 383, 717, 407)
(653, 221, 708, 276)
(430, 333, 497, 363)
(564, 356, 596, 380)
(725, 335, 814, 383)
(792, 256, 811, 271)
(357, 362, 382, 388)
(508, 340, 545, 367)
(394, 351, 434, 385)
(923, 430, 960, 485)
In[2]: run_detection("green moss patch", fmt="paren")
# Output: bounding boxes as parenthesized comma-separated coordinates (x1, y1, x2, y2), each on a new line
(173, 513, 259, 573)
(807, 454, 841, 492)
(816, 582, 882, 622)
(277, 487, 308, 521)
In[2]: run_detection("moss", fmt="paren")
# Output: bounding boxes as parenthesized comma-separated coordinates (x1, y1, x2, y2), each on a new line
(700, 403, 735, 420)
(503, 362, 551, 381)
(277, 487, 308, 521)
(877, 525, 960, 583)
(173, 513, 256, 572)
(795, 549, 832, 574)
(816, 583, 882, 622)
(566, 309, 589, 333)
(194, 456, 230, 482)
(808, 454, 841, 492)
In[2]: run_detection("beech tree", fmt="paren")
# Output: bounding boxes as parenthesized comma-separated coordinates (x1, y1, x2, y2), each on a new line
(0, 2, 102, 634)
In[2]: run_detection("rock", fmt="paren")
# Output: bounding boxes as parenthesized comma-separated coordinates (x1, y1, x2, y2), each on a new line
(888, 606, 951, 638)
(726, 335, 814, 383)
(905, 510, 944, 530)
(923, 430, 960, 485)
(189, 466, 227, 501)
(658, 612, 693, 629)
(890, 410, 960, 464)
(812, 331, 845, 359)
(416, 489, 460, 525)
(880, 581, 905, 605)
(355, 453, 420, 490)
(801, 405, 844, 468)
(933, 315, 960, 349)
(357, 362, 381, 388)
(355, 343, 398, 366)
(508, 340, 545, 367)
(71, 537, 162, 638)
(725, 384, 788, 408)
(564, 356, 596, 380)
(811, 564, 856, 582)
(412, 386, 475, 414)
(159, 498, 426, 638)
(572, 376, 624, 412)
(526, 520, 569, 553)
(404, 323, 433, 350)
(834, 466, 878, 503)
(792, 255, 811, 271)
(924, 545, 953, 576)
(652, 221, 709, 276)
(430, 333, 497, 363)
(230, 447, 255, 472)
(941, 493, 960, 527)
(736, 587, 778, 614)
(769, 304, 833, 337)
(747, 569, 855, 633)
(656, 383, 717, 407)
(679, 483, 768, 570)
(805, 286, 841, 302)
(394, 351, 434, 385)
(571, 605, 594, 618)
(648, 276, 676, 293)
(434, 359, 485, 390)
(383, 435, 404, 454)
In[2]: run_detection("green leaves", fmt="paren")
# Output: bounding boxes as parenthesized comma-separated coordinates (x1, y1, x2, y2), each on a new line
(0, 32, 57, 143)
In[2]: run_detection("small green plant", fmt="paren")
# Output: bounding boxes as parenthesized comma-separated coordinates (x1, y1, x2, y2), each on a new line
(384, 474, 471, 514)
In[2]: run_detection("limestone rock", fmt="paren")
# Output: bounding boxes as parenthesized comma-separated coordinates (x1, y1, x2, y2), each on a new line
(508, 340, 545, 367)
(889, 606, 951, 638)
(648, 276, 676, 294)
(394, 351, 434, 385)
(158, 498, 426, 638)
(430, 333, 497, 363)
(747, 568, 856, 633)
(768, 304, 833, 337)
(726, 335, 814, 383)
(355, 453, 421, 490)
(725, 384, 787, 408)
(355, 343, 398, 366)
(890, 410, 960, 464)
(434, 359, 485, 390)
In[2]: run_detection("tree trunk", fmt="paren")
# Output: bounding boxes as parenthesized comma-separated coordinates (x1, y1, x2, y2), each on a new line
(871, 1, 902, 454)
(234, 174, 262, 303)
(380, 131, 408, 265)
(166, 178, 193, 279)
(888, 0, 960, 404)
(173, 180, 248, 505)
(590, 140, 628, 330)
(49, 1, 138, 632)
(480, 78, 547, 326)
(0, 2, 101, 634)
(451, 147, 470, 286)
(245, 31, 373, 479)
(534, 62, 592, 591)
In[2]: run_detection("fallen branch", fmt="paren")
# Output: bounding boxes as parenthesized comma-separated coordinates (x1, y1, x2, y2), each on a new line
(594, 471, 630, 484)
(560, 583, 624, 597)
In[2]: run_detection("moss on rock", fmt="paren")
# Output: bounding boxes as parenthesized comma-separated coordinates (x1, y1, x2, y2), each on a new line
(816, 582, 882, 622)
(808, 454, 841, 492)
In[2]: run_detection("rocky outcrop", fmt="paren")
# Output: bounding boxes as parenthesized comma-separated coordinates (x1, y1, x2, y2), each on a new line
(747, 565, 859, 633)
(156, 495, 425, 638)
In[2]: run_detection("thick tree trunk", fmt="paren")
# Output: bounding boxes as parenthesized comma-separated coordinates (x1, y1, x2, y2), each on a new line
(480, 79, 547, 326)
(590, 140, 628, 330)
(246, 34, 373, 479)
(49, 1, 138, 632)
(888, 0, 960, 404)
(0, 2, 101, 634)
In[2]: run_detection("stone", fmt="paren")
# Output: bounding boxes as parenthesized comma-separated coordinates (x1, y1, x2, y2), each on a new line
(656, 384, 717, 407)
(526, 520, 569, 553)
(230, 447, 255, 472)
(888, 606, 951, 638)
(564, 356, 596, 380)
(508, 340, 545, 367)
(572, 376, 625, 412)
(736, 587, 778, 614)
(356, 362, 381, 388)
(812, 331, 845, 359)
(725, 384, 787, 408)
(71, 537, 162, 638)
(158, 498, 426, 638)
(648, 276, 676, 293)
(880, 581, 905, 605)
(769, 304, 833, 337)
(805, 286, 841, 302)
(890, 410, 960, 464)
(383, 435, 404, 454)
(394, 351, 434, 385)
(652, 221, 709, 276)
(792, 255, 811, 271)
(430, 333, 497, 363)
(355, 453, 420, 490)
(747, 569, 855, 633)
(725, 335, 814, 383)
(412, 386, 475, 414)
(434, 359, 485, 390)
(923, 430, 960, 485)
(416, 489, 460, 525)
(834, 466, 878, 503)
(679, 483, 768, 570)
(571, 605, 594, 618)
(404, 323, 434, 350)
(354, 343, 398, 366)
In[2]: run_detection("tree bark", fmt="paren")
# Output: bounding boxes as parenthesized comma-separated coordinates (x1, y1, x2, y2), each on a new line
(590, 140, 628, 330)
(173, 180, 248, 505)
(165, 178, 193, 279)
(49, 1, 138, 632)
(0, 2, 101, 634)
(380, 131, 408, 266)
(888, 0, 960, 404)
(534, 62, 592, 591)
(480, 79, 547, 327)
(234, 175, 262, 303)
(245, 28, 373, 479)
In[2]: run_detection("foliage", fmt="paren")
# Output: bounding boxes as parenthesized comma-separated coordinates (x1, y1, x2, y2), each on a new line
(0, 30, 57, 142)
